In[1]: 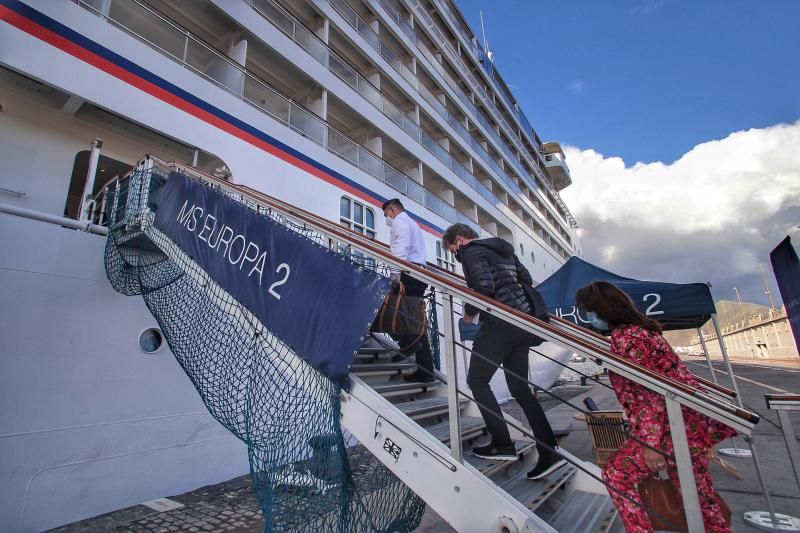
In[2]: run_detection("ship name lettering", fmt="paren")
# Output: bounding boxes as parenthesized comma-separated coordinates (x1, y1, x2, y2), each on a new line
(175, 199, 284, 295)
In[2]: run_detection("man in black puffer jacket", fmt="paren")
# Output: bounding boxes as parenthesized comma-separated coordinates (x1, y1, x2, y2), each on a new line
(442, 224, 565, 480)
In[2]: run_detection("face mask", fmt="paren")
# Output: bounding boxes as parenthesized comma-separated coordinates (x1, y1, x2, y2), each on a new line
(385, 216, 393, 227)
(585, 311, 609, 332)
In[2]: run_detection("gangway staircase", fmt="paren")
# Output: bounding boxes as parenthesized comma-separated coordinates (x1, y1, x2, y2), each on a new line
(102, 155, 759, 532)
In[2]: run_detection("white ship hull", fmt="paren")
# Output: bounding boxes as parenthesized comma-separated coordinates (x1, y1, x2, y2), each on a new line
(0, 1, 579, 529)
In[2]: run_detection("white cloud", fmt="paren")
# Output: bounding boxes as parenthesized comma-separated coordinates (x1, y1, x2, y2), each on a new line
(560, 121, 800, 304)
(630, 0, 675, 15)
(567, 80, 584, 94)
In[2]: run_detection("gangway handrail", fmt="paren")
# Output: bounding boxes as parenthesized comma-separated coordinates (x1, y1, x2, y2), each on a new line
(141, 156, 758, 434)
(231, 179, 734, 404)
(200, 174, 737, 404)
(547, 314, 739, 401)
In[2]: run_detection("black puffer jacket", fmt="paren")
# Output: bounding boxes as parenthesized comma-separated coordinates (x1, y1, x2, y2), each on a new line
(460, 237, 533, 318)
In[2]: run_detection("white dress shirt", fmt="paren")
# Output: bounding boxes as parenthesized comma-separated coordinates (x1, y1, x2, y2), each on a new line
(390, 211, 427, 266)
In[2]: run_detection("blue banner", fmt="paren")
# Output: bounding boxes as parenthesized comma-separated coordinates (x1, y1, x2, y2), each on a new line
(770, 237, 800, 355)
(154, 173, 391, 385)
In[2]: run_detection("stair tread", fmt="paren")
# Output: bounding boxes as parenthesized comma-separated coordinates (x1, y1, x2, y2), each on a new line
(351, 362, 417, 373)
(394, 396, 467, 417)
(372, 381, 436, 395)
(358, 335, 399, 355)
(356, 347, 396, 356)
(425, 416, 486, 444)
(464, 440, 537, 478)
(548, 490, 617, 533)
(501, 464, 576, 512)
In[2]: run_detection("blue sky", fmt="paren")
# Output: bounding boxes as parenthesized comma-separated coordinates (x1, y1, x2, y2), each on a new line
(456, 0, 800, 164)
(455, 0, 800, 309)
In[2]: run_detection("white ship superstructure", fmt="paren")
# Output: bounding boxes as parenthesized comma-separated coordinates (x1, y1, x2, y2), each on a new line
(0, 0, 594, 530)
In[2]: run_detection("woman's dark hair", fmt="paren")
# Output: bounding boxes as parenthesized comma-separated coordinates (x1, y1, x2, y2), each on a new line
(575, 281, 663, 333)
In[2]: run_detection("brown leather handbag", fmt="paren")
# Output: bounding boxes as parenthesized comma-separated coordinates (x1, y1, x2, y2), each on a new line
(371, 283, 427, 348)
(638, 475, 730, 532)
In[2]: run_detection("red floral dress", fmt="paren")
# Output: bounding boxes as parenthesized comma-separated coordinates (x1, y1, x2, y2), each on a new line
(602, 324, 735, 533)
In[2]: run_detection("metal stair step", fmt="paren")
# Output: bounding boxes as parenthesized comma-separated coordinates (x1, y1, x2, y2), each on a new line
(547, 490, 618, 533)
(501, 464, 576, 513)
(395, 396, 468, 420)
(425, 416, 487, 444)
(357, 335, 399, 356)
(351, 362, 417, 376)
(372, 380, 437, 398)
(465, 439, 537, 478)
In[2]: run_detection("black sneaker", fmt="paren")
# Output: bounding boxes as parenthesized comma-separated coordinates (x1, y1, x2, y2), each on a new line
(527, 453, 567, 479)
(403, 371, 435, 383)
(472, 442, 518, 461)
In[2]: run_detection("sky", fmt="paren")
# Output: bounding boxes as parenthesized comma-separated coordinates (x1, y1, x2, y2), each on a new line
(456, 0, 800, 307)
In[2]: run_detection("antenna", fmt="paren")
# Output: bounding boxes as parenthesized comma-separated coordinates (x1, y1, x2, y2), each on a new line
(479, 10, 494, 63)
(479, 10, 487, 52)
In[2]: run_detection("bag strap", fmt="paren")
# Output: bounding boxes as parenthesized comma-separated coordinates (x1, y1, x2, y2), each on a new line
(377, 290, 392, 330)
(390, 282, 405, 333)
(398, 330, 426, 352)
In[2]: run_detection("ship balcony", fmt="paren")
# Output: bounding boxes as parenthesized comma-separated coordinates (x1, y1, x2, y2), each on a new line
(542, 142, 572, 191)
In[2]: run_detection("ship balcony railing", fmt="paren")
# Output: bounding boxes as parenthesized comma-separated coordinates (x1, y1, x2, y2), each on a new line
(326, 0, 575, 240)
(375, 0, 537, 186)
(248, 0, 502, 210)
(388, 0, 523, 158)
(248, 0, 561, 239)
(403, 0, 578, 231)
(439, 1, 528, 137)
(427, 0, 541, 158)
(403, 0, 537, 168)
(74, 0, 484, 234)
(328, 0, 528, 203)
(382, 0, 577, 229)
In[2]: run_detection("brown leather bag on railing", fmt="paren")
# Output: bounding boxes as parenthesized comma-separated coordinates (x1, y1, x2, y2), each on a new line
(371, 283, 427, 350)
(638, 474, 730, 532)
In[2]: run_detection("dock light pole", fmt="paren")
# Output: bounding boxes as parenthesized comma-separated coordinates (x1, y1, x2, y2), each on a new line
(757, 264, 777, 310)
(733, 286, 746, 322)
(733, 286, 756, 357)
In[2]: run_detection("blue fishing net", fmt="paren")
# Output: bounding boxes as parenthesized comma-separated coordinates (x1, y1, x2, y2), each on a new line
(103, 167, 426, 531)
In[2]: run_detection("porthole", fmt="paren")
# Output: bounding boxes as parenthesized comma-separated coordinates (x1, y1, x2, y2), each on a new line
(138, 327, 165, 354)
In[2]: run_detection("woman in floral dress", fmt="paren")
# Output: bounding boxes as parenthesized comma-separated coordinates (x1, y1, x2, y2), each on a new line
(575, 281, 734, 533)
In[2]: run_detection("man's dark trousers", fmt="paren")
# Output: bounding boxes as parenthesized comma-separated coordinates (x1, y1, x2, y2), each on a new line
(467, 318, 556, 457)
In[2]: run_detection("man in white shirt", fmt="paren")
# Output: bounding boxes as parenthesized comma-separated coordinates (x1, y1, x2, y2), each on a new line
(382, 199, 434, 382)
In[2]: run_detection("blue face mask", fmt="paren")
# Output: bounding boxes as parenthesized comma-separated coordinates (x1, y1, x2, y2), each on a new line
(585, 311, 609, 332)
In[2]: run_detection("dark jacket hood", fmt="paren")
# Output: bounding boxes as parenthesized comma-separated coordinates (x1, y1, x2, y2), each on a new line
(468, 237, 515, 258)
